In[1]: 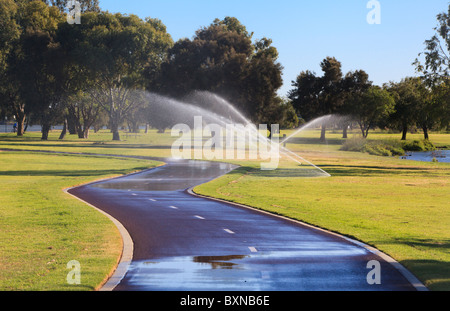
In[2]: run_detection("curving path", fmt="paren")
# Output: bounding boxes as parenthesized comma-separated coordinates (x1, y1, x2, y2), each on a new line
(67, 157, 425, 291)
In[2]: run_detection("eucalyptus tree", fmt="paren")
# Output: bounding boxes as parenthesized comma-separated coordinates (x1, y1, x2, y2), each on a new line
(64, 91, 102, 139)
(0, 0, 20, 131)
(289, 57, 346, 141)
(58, 12, 173, 140)
(414, 4, 450, 138)
(386, 78, 423, 140)
(0, 0, 20, 70)
(18, 1, 65, 140)
(341, 70, 372, 138)
(414, 80, 449, 140)
(0, 0, 64, 138)
(158, 17, 284, 127)
(349, 86, 395, 138)
(414, 4, 450, 84)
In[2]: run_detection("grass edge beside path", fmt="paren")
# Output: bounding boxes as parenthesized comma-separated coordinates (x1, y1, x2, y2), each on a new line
(0, 150, 161, 291)
(193, 159, 450, 291)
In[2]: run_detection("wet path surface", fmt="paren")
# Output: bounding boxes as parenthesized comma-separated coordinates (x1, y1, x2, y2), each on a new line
(69, 159, 417, 291)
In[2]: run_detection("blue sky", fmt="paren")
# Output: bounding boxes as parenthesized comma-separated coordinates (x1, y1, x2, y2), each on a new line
(100, 0, 449, 96)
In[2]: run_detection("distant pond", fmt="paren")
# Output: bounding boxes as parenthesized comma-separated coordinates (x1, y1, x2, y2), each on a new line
(401, 150, 450, 163)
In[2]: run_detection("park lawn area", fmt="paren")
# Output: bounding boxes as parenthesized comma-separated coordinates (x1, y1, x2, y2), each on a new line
(0, 130, 175, 159)
(195, 131, 450, 291)
(1, 129, 449, 291)
(0, 150, 159, 291)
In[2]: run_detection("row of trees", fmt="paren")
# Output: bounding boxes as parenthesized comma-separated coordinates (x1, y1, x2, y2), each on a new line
(0, 0, 297, 141)
(289, 4, 450, 141)
(0, 1, 448, 141)
(288, 57, 449, 141)
(0, 0, 174, 140)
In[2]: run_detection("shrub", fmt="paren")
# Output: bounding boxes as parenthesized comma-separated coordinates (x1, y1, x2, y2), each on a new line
(341, 136, 366, 152)
(422, 139, 436, 151)
(341, 137, 406, 157)
(402, 140, 424, 151)
(390, 147, 406, 156)
(402, 139, 436, 152)
(363, 144, 392, 157)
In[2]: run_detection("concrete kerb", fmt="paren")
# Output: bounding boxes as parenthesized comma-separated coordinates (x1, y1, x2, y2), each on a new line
(186, 186, 429, 292)
(63, 181, 134, 292)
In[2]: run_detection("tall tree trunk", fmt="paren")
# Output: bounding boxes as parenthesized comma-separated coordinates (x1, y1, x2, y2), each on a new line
(401, 126, 408, 141)
(365, 127, 370, 139)
(111, 122, 121, 141)
(14, 110, 26, 137)
(23, 118, 29, 133)
(67, 110, 77, 135)
(320, 123, 326, 142)
(77, 128, 85, 139)
(76, 124, 90, 139)
(423, 126, 429, 140)
(75, 118, 84, 139)
(83, 126, 90, 139)
(342, 124, 348, 139)
(59, 118, 68, 140)
(359, 122, 367, 138)
(112, 130, 120, 141)
(41, 123, 51, 141)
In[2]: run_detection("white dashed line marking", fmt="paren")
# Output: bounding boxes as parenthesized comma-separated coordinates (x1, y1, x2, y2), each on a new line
(224, 229, 235, 234)
(149, 199, 156, 202)
(169, 206, 179, 210)
(249, 247, 258, 253)
(194, 215, 205, 220)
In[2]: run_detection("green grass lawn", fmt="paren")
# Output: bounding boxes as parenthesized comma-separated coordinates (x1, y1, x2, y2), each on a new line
(195, 129, 450, 291)
(1, 128, 449, 291)
(0, 130, 175, 159)
(0, 149, 160, 291)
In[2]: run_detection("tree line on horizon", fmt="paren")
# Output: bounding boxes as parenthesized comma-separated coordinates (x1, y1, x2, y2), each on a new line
(0, 0, 449, 141)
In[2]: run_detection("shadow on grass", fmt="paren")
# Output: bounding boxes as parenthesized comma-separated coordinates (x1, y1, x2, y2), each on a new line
(226, 164, 441, 178)
(319, 164, 439, 177)
(0, 168, 148, 177)
(223, 166, 329, 178)
(386, 237, 450, 250)
(286, 136, 344, 146)
(400, 259, 450, 291)
(376, 237, 450, 291)
(0, 142, 172, 150)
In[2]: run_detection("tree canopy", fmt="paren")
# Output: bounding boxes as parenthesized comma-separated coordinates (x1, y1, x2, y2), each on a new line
(57, 11, 173, 140)
(0, 1, 448, 142)
(158, 17, 284, 128)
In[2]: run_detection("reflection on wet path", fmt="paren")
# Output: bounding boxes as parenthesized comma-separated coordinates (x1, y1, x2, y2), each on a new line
(74, 158, 416, 291)
(93, 159, 237, 191)
(193, 255, 248, 269)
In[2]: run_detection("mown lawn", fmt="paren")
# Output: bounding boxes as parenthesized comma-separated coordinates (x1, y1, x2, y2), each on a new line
(195, 130, 450, 291)
(1, 129, 449, 291)
(0, 150, 159, 291)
